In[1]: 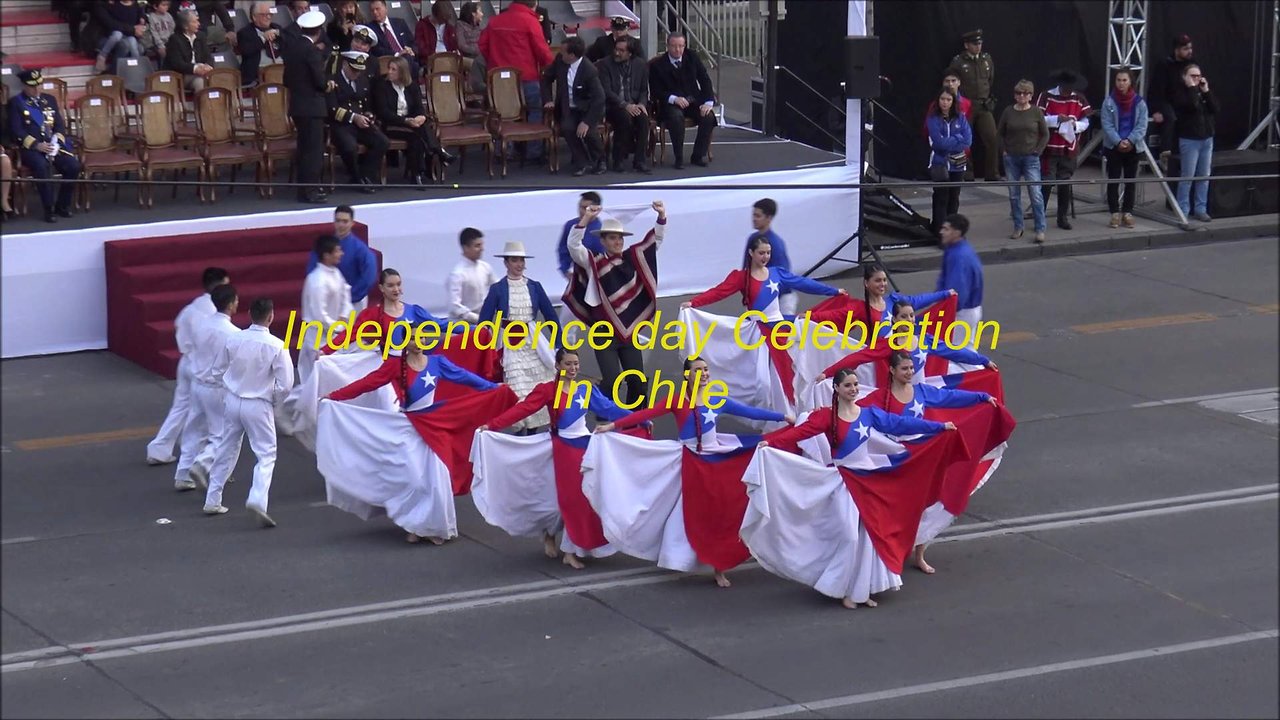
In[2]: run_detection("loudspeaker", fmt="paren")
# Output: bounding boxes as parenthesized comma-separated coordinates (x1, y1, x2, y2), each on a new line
(1166, 148, 1279, 218)
(843, 36, 880, 98)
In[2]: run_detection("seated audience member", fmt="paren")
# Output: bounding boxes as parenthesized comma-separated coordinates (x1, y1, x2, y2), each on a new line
(166, 10, 214, 91)
(597, 33, 651, 173)
(170, 0, 237, 51)
(373, 56, 456, 187)
(368, 0, 420, 79)
(456, 1, 486, 94)
(327, 0, 364, 53)
(94, 0, 146, 73)
(237, 1, 285, 87)
(648, 32, 716, 169)
(8, 70, 81, 224)
(328, 50, 389, 193)
(142, 0, 175, 65)
(416, 0, 458, 57)
(542, 35, 607, 177)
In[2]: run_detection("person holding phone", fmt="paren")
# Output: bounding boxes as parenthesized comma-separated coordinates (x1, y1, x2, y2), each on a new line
(1172, 63, 1218, 222)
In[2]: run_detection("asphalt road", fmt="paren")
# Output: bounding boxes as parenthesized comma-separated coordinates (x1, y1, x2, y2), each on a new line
(2, 238, 1277, 719)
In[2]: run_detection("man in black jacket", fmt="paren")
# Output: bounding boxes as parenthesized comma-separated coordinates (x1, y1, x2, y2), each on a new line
(648, 32, 715, 169)
(327, 50, 389, 192)
(237, 1, 285, 87)
(586, 16, 641, 63)
(166, 10, 214, 91)
(283, 9, 330, 203)
(542, 36, 607, 177)
(596, 34, 650, 173)
(1148, 34, 1196, 158)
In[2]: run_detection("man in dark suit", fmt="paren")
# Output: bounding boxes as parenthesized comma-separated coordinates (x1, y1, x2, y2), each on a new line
(586, 16, 641, 64)
(282, 9, 330, 203)
(596, 34, 650, 173)
(237, 1, 285, 87)
(366, 0, 419, 78)
(327, 50, 389, 193)
(8, 70, 80, 223)
(648, 32, 716, 169)
(542, 36, 606, 176)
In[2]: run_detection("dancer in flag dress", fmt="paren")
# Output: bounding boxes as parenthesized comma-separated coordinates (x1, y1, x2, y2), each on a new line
(679, 235, 845, 412)
(318, 338, 515, 544)
(473, 348, 642, 568)
(592, 357, 794, 587)
(858, 351, 1015, 575)
(807, 263, 956, 340)
(744, 368, 964, 608)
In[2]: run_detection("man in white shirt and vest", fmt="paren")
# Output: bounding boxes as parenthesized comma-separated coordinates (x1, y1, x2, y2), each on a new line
(445, 227, 497, 323)
(146, 266, 229, 465)
(175, 284, 243, 490)
(202, 298, 294, 525)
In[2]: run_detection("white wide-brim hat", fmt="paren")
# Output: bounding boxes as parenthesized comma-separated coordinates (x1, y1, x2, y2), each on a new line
(589, 218, 633, 237)
(494, 240, 535, 258)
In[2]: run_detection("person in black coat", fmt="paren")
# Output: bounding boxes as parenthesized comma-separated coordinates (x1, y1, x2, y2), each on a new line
(648, 32, 716, 169)
(596, 34, 650, 173)
(282, 9, 330, 203)
(166, 10, 214, 91)
(327, 50, 389, 193)
(236, 2, 285, 87)
(367, 0, 420, 79)
(372, 56, 455, 187)
(541, 36, 606, 177)
(585, 16, 642, 63)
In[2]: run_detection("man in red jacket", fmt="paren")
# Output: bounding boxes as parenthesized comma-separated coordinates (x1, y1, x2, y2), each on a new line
(480, 0, 554, 163)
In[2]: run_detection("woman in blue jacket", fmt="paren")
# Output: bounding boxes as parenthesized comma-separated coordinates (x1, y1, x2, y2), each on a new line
(1100, 67, 1150, 229)
(926, 89, 973, 234)
(479, 241, 561, 433)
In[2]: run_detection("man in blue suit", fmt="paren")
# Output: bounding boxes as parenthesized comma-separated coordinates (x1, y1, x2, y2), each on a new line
(9, 69, 80, 223)
(367, 0, 419, 79)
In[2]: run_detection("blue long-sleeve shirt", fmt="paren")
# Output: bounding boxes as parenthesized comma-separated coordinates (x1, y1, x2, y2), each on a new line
(307, 233, 378, 305)
(557, 217, 603, 275)
(937, 238, 983, 310)
(749, 229, 793, 295)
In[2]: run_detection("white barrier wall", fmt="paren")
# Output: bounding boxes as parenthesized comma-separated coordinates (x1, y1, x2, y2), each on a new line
(1, 164, 859, 359)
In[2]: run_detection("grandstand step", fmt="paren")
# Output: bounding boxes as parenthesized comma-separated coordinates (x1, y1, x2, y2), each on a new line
(142, 306, 302, 359)
(2, 50, 92, 71)
(106, 224, 332, 268)
(1, 0, 54, 11)
(0, 10, 64, 28)
(132, 279, 305, 323)
(1, 22, 74, 55)
(118, 253, 312, 297)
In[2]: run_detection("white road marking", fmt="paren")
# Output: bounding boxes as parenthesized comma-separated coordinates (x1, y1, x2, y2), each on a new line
(795, 159, 846, 168)
(0, 537, 37, 546)
(1131, 387, 1279, 408)
(4, 489, 1274, 674)
(710, 630, 1280, 719)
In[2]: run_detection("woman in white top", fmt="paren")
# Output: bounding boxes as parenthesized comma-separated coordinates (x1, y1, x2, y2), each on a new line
(371, 56, 454, 186)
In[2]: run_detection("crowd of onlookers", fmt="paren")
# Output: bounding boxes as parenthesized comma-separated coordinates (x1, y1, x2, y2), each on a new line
(922, 29, 1219, 241)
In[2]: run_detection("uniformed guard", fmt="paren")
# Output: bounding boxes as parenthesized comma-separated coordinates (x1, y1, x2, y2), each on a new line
(283, 9, 330, 204)
(326, 24, 378, 79)
(949, 29, 999, 181)
(7, 69, 81, 223)
(327, 50, 389, 193)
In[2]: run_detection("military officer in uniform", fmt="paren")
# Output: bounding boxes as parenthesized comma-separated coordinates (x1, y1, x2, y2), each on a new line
(327, 50, 388, 193)
(949, 29, 999, 180)
(326, 24, 377, 79)
(7, 69, 80, 223)
(283, 9, 330, 204)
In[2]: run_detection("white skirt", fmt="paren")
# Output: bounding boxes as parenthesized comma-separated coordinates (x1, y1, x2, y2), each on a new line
(740, 447, 901, 603)
(282, 349, 394, 452)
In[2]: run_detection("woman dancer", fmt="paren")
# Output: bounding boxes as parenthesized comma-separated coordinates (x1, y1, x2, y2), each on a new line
(861, 351, 1005, 574)
(746, 368, 961, 608)
(808, 264, 956, 341)
(595, 357, 794, 587)
(479, 241, 560, 435)
(321, 337, 512, 543)
(475, 349, 637, 568)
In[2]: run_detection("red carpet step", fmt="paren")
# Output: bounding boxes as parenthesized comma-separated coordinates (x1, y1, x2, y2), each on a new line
(105, 222, 378, 379)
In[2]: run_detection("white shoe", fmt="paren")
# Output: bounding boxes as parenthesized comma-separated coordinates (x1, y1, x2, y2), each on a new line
(203, 504, 229, 515)
(189, 464, 209, 489)
(147, 455, 177, 466)
(247, 504, 276, 528)
(174, 479, 198, 491)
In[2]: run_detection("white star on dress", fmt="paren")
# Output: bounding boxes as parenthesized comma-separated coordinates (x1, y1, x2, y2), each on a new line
(701, 407, 719, 426)
(914, 349, 928, 366)
(576, 391, 591, 409)
(908, 400, 925, 417)
(420, 371, 437, 388)
(854, 422, 870, 440)
(766, 280, 780, 295)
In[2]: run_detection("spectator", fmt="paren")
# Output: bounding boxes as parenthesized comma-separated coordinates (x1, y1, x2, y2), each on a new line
(997, 79, 1050, 243)
(93, 0, 146, 74)
(368, 0, 419, 79)
(166, 11, 214, 91)
(1036, 69, 1092, 231)
(1172, 63, 1218, 222)
(171, 1, 237, 51)
(936, 213, 984, 351)
(922, 70, 974, 177)
(586, 16, 641, 64)
(325, 24, 377, 77)
(649, 32, 716, 169)
(543, 35, 607, 176)
(0, 153, 12, 219)
(416, 0, 458, 57)
(372, 56, 456, 187)
(1148, 34, 1196, 158)
(236, 1, 284, 88)
(596, 33, 651, 173)
(8, 70, 81, 224)
(281, 0, 310, 40)
(479, 0, 555, 163)
(456, 2, 487, 94)
(142, 0, 174, 65)
(926, 88, 972, 234)
(327, 0, 364, 53)
(948, 29, 999, 180)
(1100, 67, 1149, 229)
(327, 51, 388, 193)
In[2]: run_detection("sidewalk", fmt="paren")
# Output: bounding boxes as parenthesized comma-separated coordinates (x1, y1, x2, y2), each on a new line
(860, 164, 1278, 275)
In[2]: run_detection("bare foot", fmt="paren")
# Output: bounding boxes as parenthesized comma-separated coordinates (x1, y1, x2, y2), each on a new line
(714, 571, 731, 588)
(864, 598, 878, 608)
(542, 533, 559, 558)
(562, 553, 585, 570)
(913, 545, 936, 574)
(405, 532, 420, 543)
(842, 597, 858, 609)
(426, 536, 446, 545)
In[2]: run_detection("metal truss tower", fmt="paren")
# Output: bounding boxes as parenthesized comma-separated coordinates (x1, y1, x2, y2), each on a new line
(1239, 0, 1280, 150)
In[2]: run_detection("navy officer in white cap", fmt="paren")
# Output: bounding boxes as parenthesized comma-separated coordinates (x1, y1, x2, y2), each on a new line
(327, 50, 389, 193)
(282, 9, 331, 203)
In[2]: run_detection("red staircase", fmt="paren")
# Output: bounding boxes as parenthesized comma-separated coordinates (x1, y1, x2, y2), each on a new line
(105, 222, 378, 379)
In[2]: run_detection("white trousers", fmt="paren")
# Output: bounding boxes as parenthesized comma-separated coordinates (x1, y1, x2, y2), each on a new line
(952, 306, 984, 351)
(176, 382, 241, 481)
(147, 355, 192, 462)
(206, 395, 277, 511)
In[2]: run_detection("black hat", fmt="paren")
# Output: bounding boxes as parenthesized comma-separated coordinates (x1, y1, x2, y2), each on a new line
(610, 16, 630, 30)
(1173, 33, 1192, 49)
(1047, 68, 1086, 91)
(961, 29, 983, 44)
(17, 68, 41, 86)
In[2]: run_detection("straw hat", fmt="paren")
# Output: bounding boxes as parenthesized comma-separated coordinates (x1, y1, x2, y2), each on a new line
(494, 241, 535, 258)
(590, 218, 633, 237)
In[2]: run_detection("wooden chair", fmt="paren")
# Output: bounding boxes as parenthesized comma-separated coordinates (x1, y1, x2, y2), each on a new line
(206, 67, 256, 135)
(425, 51, 463, 77)
(38, 77, 71, 131)
(85, 74, 134, 138)
(426, 70, 493, 180)
(486, 66, 556, 176)
(426, 51, 485, 118)
(261, 63, 285, 86)
(146, 71, 200, 143)
(74, 93, 144, 211)
(135, 91, 207, 207)
(253, 83, 296, 198)
(195, 87, 264, 203)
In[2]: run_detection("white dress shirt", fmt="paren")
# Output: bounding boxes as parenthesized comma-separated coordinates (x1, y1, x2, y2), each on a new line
(211, 325, 295, 404)
(445, 257, 497, 322)
(567, 57, 582, 104)
(302, 264, 353, 327)
(189, 313, 241, 386)
(174, 293, 216, 356)
(566, 220, 666, 307)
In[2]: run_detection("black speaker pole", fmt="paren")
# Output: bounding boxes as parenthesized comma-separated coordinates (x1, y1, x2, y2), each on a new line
(764, 0, 780, 135)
